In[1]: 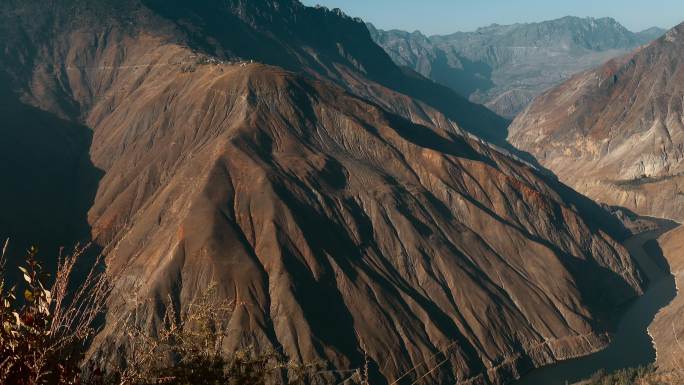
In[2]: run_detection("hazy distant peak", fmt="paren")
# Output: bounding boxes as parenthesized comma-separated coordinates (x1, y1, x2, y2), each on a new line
(372, 15, 649, 40)
(639, 26, 667, 34)
(368, 14, 666, 118)
(637, 26, 667, 41)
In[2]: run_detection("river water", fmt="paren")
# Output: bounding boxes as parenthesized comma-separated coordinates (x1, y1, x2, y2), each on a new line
(514, 222, 680, 385)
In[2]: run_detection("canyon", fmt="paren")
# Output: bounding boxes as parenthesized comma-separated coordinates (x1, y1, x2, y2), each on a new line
(510, 20, 684, 380)
(0, 1, 681, 384)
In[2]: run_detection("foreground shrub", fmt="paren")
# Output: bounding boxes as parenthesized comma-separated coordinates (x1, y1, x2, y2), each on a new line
(0, 240, 330, 385)
(106, 283, 323, 385)
(0, 241, 110, 385)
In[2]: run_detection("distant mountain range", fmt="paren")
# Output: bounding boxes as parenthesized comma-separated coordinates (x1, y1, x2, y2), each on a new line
(368, 17, 666, 118)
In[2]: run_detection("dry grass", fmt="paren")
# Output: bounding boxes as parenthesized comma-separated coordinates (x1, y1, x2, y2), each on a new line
(0, 241, 328, 385)
(0, 240, 111, 385)
(102, 283, 325, 385)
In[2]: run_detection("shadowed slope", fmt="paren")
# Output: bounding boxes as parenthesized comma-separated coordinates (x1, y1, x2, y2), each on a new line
(0, 79, 102, 271)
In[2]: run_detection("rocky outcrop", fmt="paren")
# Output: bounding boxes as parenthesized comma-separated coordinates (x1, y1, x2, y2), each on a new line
(0, 1, 647, 384)
(368, 17, 664, 118)
(509, 22, 684, 223)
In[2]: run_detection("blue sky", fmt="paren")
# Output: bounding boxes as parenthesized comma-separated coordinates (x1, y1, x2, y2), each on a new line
(301, 0, 684, 35)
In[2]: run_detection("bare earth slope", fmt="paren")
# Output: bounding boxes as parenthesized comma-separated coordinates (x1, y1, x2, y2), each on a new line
(509, 22, 684, 223)
(87, 59, 641, 384)
(0, 1, 648, 384)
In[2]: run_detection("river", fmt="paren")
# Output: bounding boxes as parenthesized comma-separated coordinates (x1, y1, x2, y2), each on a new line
(514, 221, 680, 385)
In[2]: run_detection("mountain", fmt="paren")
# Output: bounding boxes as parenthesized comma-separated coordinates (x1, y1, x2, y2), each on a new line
(638, 26, 668, 41)
(0, 1, 646, 384)
(368, 17, 665, 118)
(509, 22, 684, 223)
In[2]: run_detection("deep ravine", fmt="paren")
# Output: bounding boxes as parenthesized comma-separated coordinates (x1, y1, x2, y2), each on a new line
(515, 220, 681, 385)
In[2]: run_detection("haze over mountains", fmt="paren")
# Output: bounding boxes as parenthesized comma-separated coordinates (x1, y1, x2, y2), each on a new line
(510, 22, 684, 223)
(368, 17, 665, 118)
(0, 0, 656, 384)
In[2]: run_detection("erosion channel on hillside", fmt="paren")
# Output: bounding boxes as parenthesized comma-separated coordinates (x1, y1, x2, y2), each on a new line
(516, 219, 680, 385)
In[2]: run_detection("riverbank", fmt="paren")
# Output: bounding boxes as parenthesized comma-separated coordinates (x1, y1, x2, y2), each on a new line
(649, 225, 684, 372)
(514, 220, 680, 385)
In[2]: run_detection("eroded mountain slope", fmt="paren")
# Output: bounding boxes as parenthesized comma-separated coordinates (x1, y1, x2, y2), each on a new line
(509, 22, 684, 223)
(84, 53, 642, 384)
(0, 1, 648, 384)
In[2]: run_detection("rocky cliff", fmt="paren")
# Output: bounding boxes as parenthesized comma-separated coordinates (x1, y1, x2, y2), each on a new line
(0, 1, 646, 384)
